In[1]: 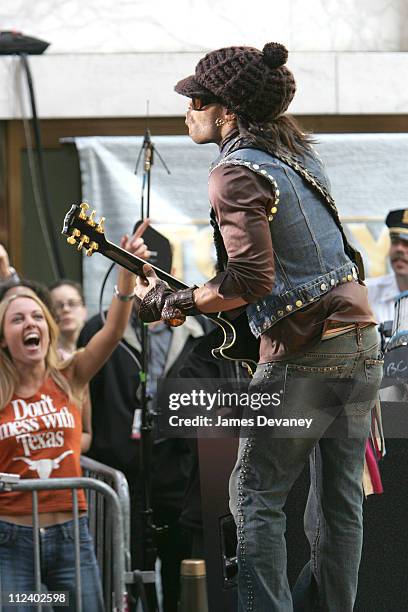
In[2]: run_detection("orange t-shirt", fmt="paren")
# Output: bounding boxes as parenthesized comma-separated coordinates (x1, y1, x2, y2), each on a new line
(0, 376, 87, 514)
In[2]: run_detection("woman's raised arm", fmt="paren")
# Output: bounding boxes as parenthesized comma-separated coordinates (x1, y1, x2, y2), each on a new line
(72, 222, 150, 387)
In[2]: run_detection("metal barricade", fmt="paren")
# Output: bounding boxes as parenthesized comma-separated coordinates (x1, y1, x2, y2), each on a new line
(80, 457, 155, 612)
(79, 456, 132, 610)
(0, 471, 126, 612)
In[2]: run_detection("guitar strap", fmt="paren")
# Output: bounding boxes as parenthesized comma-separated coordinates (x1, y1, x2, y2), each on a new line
(223, 137, 365, 280)
(210, 208, 229, 273)
(272, 151, 365, 280)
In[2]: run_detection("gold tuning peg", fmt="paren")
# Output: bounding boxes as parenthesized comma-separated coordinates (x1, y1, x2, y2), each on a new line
(77, 235, 90, 251)
(79, 202, 90, 220)
(96, 217, 105, 234)
(87, 210, 96, 227)
(86, 241, 99, 257)
(67, 228, 81, 245)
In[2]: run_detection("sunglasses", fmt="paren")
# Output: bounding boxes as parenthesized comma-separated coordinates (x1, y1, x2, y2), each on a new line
(189, 96, 221, 111)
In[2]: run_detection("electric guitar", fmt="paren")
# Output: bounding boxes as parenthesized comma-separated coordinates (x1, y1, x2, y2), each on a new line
(62, 203, 260, 371)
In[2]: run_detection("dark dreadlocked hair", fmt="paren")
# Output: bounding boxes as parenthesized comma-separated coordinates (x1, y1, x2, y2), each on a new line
(235, 114, 316, 158)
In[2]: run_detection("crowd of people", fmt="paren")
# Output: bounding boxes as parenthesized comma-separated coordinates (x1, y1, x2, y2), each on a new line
(0, 228, 150, 611)
(0, 38, 401, 612)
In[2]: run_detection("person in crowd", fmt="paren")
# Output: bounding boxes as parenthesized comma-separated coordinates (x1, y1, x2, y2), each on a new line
(49, 280, 88, 358)
(79, 258, 211, 612)
(0, 268, 92, 453)
(366, 209, 408, 324)
(0, 227, 148, 611)
(133, 41, 382, 611)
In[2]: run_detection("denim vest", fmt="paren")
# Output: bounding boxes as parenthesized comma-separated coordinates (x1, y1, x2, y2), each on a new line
(209, 138, 359, 338)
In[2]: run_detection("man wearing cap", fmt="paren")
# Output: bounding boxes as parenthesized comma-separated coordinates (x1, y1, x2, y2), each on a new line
(134, 42, 381, 612)
(366, 209, 408, 324)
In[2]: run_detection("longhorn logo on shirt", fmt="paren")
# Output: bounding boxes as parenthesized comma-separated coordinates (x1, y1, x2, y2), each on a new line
(13, 450, 74, 478)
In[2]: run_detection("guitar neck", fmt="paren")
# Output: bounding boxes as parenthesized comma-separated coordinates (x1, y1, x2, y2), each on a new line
(103, 240, 188, 291)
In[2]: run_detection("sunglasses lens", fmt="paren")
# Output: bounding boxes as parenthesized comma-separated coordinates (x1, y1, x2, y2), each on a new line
(191, 97, 218, 111)
(191, 97, 203, 110)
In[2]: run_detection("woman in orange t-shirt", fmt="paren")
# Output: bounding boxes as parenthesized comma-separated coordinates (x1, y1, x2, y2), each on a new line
(0, 227, 149, 611)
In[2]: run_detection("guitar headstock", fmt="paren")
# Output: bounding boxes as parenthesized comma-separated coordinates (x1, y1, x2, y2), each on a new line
(62, 202, 107, 257)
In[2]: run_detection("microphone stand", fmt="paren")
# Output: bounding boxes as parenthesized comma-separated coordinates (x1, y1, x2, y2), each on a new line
(132, 128, 170, 612)
(135, 128, 171, 218)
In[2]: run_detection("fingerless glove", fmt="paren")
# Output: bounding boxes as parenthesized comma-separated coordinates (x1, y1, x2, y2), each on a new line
(161, 286, 200, 326)
(138, 281, 173, 323)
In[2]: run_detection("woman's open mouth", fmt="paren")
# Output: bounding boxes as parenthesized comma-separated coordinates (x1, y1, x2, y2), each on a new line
(23, 332, 41, 348)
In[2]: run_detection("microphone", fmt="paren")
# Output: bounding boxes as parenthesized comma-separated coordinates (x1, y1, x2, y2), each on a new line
(143, 129, 153, 172)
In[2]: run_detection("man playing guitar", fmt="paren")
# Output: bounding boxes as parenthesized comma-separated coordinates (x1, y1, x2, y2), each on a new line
(133, 42, 380, 612)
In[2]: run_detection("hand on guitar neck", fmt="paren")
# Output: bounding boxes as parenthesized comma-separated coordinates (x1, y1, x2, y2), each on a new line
(135, 263, 246, 314)
(62, 202, 259, 367)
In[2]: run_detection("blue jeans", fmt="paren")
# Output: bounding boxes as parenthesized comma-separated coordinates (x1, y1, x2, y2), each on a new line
(0, 516, 104, 612)
(229, 325, 382, 612)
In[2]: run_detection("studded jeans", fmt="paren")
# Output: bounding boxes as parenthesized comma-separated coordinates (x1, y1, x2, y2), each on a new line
(229, 325, 382, 612)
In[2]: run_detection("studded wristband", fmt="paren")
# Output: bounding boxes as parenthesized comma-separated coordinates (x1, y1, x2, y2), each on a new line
(161, 286, 201, 320)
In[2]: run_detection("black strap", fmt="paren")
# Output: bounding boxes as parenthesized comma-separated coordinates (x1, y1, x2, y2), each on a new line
(274, 152, 365, 280)
(210, 207, 228, 272)
(225, 140, 365, 280)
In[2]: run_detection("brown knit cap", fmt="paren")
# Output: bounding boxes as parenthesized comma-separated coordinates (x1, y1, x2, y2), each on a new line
(174, 42, 296, 123)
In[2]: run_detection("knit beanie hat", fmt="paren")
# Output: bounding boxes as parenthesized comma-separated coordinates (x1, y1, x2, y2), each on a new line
(174, 42, 296, 123)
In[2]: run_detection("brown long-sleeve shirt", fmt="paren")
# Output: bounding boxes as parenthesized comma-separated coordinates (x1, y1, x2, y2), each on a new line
(204, 162, 376, 362)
